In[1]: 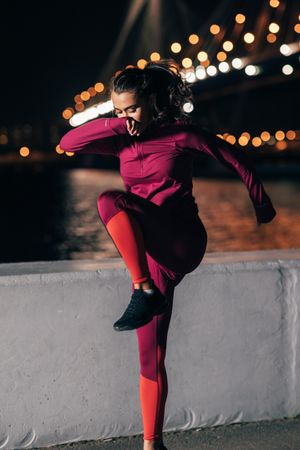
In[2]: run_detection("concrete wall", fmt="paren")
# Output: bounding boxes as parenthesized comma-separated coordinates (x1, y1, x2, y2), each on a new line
(0, 248, 299, 449)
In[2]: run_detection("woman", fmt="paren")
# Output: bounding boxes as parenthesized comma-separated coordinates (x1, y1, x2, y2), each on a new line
(59, 58, 277, 450)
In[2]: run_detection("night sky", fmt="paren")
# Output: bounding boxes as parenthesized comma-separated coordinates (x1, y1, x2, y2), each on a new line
(1, 1, 298, 128)
(1, 1, 228, 126)
(1, 2, 129, 124)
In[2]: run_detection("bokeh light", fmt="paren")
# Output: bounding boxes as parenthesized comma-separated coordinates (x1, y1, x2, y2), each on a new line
(188, 34, 199, 44)
(137, 59, 147, 68)
(94, 82, 105, 93)
(171, 42, 182, 53)
(210, 24, 220, 35)
(235, 14, 246, 24)
(223, 41, 234, 52)
(244, 32, 255, 43)
(19, 146, 30, 157)
(197, 51, 208, 62)
(150, 52, 160, 61)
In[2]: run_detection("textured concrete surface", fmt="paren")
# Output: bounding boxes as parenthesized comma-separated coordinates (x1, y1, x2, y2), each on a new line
(1, 249, 300, 449)
(35, 416, 300, 450)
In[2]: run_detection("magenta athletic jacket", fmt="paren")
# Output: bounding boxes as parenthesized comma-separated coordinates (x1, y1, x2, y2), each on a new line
(59, 116, 277, 225)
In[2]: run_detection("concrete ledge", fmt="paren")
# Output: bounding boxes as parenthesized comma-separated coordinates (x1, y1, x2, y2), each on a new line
(0, 249, 300, 449)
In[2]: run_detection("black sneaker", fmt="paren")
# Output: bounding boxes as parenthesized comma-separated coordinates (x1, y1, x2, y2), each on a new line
(113, 281, 169, 331)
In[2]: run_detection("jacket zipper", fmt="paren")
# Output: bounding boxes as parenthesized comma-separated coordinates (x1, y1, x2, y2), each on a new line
(136, 141, 143, 174)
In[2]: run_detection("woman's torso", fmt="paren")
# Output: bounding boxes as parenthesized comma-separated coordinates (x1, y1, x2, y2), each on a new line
(117, 120, 200, 223)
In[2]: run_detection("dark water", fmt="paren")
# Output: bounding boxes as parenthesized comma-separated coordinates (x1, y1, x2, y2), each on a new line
(2, 167, 299, 264)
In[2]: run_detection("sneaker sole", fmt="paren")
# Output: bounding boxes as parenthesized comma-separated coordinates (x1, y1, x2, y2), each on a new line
(113, 315, 153, 331)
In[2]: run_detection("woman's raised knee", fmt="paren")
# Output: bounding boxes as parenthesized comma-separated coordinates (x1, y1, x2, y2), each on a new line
(97, 189, 124, 205)
(97, 189, 127, 225)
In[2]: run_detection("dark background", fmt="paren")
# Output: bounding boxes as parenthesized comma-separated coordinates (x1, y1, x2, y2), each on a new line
(1, 1, 218, 124)
(2, 0, 297, 128)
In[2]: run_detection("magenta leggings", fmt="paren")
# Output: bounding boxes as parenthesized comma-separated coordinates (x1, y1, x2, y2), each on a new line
(97, 189, 207, 439)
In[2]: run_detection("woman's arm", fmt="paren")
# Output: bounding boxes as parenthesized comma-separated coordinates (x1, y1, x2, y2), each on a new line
(59, 116, 129, 156)
(175, 124, 277, 225)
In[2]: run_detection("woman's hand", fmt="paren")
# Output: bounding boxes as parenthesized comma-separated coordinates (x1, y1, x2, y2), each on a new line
(125, 117, 142, 136)
(255, 201, 277, 228)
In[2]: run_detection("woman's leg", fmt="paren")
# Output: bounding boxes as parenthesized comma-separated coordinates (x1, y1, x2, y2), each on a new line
(97, 189, 207, 447)
(105, 209, 151, 285)
(97, 189, 207, 277)
(135, 256, 176, 447)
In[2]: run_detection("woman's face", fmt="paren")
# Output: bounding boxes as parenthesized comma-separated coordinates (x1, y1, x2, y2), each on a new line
(111, 90, 154, 133)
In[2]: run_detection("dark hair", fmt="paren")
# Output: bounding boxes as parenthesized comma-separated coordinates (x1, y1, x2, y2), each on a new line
(108, 58, 194, 124)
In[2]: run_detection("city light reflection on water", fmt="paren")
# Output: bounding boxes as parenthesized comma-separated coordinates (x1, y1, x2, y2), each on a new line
(1, 167, 299, 263)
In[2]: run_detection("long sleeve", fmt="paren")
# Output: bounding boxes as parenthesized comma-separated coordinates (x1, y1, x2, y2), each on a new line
(175, 124, 277, 225)
(59, 116, 129, 156)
